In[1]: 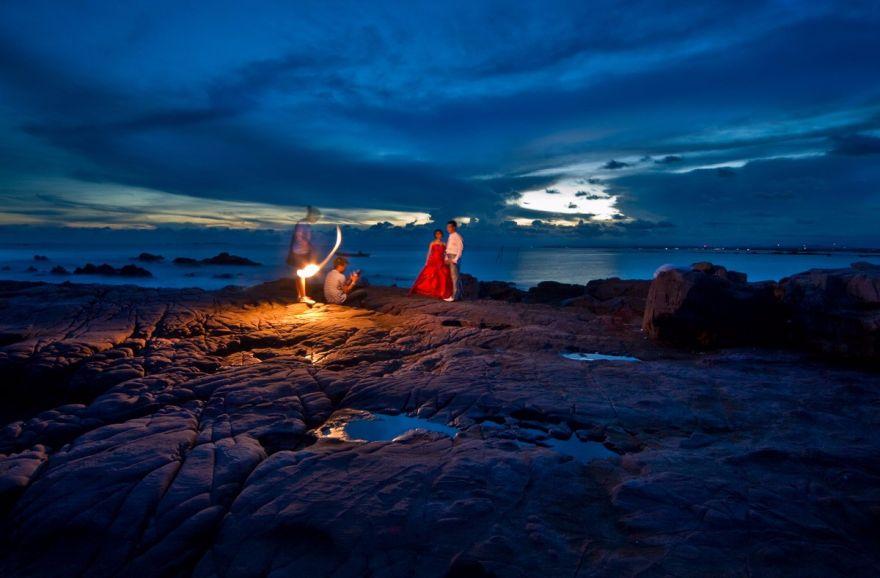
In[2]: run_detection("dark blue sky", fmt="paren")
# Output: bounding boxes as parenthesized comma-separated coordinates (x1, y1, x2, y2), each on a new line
(1, 0, 879, 246)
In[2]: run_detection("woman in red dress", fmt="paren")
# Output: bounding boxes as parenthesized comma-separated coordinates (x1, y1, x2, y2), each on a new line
(410, 229, 453, 299)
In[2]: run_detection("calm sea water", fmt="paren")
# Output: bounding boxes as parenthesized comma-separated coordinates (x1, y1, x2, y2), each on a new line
(0, 243, 874, 290)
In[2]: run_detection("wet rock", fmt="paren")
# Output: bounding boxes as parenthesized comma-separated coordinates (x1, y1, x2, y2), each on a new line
(33, 255, 49, 262)
(49, 266, 69, 275)
(24, 266, 37, 273)
(643, 262, 783, 348)
(135, 252, 164, 262)
(201, 252, 261, 266)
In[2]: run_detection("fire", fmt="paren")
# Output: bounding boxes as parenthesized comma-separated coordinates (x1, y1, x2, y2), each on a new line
(296, 264, 320, 278)
(294, 225, 342, 280)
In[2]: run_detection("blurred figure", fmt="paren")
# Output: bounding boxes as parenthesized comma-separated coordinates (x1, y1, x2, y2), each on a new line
(410, 229, 452, 299)
(323, 256, 366, 306)
(287, 206, 321, 304)
(444, 220, 464, 301)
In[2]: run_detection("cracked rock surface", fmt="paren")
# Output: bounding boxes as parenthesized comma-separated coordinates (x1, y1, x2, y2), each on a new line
(1, 279, 879, 577)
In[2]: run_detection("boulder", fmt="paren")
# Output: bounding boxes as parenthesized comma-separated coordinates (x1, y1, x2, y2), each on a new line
(50, 266, 69, 275)
(526, 281, 586, 304)
(478, 280, 526, 302)
(643, 263, 783, 348)
(201, 252, 261, 266)
(458, 273, 480, 300)
(135, 252, 164, 262)
(566, 277, 650, 320)
(778, 262, 880, 362)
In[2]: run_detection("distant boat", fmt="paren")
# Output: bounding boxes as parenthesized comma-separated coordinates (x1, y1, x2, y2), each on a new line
(338, 251, 370, 258)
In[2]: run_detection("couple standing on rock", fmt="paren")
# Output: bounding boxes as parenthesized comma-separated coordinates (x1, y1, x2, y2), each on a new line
(409, 220, 464, 302)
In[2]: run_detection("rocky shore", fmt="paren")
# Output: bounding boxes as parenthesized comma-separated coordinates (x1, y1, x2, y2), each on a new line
(0, 264, 879, 577)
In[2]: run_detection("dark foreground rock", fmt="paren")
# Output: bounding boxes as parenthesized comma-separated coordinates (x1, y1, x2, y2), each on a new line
(643, 261, 880, 363)
(643, 263, 784, 348)
(0, 279, 879, 577)
(780, 262, 880, 361)
(527, 280, 586, 303)
(566, 278, 650, 322)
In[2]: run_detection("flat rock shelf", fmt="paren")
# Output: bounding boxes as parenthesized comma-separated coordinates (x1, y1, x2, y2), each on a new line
(0, 278, 878, 577)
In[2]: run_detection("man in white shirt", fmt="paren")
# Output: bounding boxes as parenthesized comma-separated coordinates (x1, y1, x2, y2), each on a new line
(323, 256, 366, 306)
(444, 220, 464, 301)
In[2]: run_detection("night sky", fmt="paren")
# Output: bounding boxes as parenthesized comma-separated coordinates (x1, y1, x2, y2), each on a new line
(1, 1, 879, 246)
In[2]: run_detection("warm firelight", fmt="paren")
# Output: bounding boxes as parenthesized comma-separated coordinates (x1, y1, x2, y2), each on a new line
(295, 225, 343, 279)
(296, 264, 320, 279)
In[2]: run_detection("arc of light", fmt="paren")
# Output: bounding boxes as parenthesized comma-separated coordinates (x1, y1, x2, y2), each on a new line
(296, 225, 342, 278)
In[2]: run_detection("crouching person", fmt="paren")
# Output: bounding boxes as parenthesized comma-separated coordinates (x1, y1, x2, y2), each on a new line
(323, 256, 367, 306)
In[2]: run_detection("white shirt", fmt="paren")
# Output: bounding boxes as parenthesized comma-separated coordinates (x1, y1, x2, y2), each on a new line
(446, 232, 464, 264)
(323, 269, 347, 304)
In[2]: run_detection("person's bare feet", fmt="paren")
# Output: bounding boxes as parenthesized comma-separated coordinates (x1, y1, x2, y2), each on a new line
(299, 296, 316, 305)
(443, 296, 455, 302)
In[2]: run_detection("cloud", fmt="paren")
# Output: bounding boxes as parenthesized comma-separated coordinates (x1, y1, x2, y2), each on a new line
(603, 160, 629, 170)
(610, 153, 880, 245)
(1, 1, 879, 246)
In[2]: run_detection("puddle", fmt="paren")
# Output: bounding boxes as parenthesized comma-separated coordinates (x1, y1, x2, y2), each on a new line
(318, 410, 458, 442)
(562, 352, 640, 363)
(541, 436, 618, 463)
(316, 410, 617, 464)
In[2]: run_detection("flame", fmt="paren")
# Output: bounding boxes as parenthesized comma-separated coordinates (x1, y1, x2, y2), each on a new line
(296, 264, 320, 278)
(295, 225, 342, 279)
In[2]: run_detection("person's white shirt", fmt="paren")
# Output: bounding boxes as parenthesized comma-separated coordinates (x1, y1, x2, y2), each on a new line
(324, 269, 347, 304)
(446, 231, 464, 264)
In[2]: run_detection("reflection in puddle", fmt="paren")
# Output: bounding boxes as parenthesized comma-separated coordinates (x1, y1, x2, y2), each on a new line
(317, 410, 618, 464)
(562, 352, 640, 363)
(318, 410, 458, 442)
(541, 436, 618, 463)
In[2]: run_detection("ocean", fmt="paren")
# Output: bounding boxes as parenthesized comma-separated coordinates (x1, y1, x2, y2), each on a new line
(0, 242, 874, 291)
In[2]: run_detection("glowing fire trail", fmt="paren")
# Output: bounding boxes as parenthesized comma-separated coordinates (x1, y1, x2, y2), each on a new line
(296, 225, 342, 279)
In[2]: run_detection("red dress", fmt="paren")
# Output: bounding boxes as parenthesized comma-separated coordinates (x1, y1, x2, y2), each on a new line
(410, 243, 453, 299)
